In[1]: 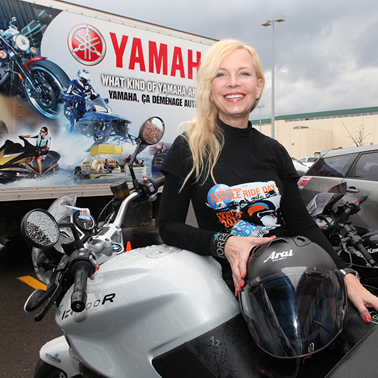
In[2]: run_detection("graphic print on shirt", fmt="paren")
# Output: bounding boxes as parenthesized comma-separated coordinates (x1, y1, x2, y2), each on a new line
(206, 181, 281, 237)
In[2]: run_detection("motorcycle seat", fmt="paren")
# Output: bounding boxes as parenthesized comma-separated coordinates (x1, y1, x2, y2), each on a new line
(325, 325, 378, 377)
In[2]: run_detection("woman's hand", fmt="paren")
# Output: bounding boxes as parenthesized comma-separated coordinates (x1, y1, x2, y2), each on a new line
(344, 274, 378, 322)
(224, 235, 275, 296)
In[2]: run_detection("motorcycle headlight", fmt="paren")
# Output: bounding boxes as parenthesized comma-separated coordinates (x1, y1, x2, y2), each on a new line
(14, 33, 30, 51)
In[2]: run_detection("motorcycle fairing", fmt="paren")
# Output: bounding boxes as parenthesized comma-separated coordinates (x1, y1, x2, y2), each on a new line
(55, 246, 240, 377)
(23, 56, 47, 72)
(39, 336, 81, 377)
(153, 313, 261, 378)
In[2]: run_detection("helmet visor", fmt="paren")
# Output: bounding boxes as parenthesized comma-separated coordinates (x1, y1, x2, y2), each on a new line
(240, 267, 346, 358)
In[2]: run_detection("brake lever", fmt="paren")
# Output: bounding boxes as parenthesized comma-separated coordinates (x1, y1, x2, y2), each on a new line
(34, 284, 64, 322)
(33, 254, 71, 322)
(24, 283, 57, 313)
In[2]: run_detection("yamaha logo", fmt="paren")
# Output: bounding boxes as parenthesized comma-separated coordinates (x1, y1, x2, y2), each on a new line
(68, 24, 106, 66)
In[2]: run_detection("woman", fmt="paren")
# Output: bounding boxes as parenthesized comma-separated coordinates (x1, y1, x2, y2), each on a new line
(158, 39, 378, 328)
(24, 126, 51, 175)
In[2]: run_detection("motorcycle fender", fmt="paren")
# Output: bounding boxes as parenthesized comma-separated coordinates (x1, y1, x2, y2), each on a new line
(23, 56, 47, 72)
(40, 335, 81, 377)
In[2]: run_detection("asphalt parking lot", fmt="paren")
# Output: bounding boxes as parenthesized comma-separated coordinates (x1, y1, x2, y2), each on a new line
(0, 224, 163, 378)
(0, 240, 62, 378)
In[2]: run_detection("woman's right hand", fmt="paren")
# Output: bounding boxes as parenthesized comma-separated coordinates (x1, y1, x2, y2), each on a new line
(224, 235, 275, 296)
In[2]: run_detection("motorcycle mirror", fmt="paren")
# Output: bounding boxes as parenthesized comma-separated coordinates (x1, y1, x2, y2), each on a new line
(138, 117, 165, 146)
(21, 209, 60, 249)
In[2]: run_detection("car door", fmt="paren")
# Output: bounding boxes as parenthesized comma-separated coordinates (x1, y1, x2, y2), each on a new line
(342, 150, 378, 229)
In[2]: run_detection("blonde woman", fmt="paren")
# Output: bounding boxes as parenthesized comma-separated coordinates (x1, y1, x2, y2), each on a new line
(158, 39, 378, 333)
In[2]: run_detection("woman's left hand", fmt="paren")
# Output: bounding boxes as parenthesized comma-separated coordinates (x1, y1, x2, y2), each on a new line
(344, 274, 378, 322)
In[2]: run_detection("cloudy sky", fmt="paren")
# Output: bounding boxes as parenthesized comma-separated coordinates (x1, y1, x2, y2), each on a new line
(70, 0, 377, 121)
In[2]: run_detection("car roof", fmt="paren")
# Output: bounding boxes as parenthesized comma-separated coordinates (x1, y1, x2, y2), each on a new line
(321, 144, 378, 158)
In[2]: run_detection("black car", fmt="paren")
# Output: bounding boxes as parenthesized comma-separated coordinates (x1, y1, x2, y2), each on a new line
(298, 145, 378, 229)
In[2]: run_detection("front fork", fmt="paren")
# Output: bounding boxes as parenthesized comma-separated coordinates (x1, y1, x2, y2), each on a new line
(10, 56, 46, 97)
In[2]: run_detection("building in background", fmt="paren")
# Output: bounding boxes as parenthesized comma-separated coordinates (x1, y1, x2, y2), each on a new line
(251, 106, 378, 159)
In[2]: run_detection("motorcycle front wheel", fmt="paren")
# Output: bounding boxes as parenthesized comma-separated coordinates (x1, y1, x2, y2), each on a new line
(34, 359, 68, 378)
(25, 60, 69, 119)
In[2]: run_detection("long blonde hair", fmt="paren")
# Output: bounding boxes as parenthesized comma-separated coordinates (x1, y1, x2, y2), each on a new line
(180, 39, 265, 189)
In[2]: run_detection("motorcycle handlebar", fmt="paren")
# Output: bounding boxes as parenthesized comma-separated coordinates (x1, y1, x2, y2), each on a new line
(153, 176, 165, 189)
(358, 195, 368, 206)
(71, 262, 92, 312)
(354, 240, 378, 268)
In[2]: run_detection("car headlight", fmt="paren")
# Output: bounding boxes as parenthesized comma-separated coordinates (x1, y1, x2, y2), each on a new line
(14, 33, 30, 51)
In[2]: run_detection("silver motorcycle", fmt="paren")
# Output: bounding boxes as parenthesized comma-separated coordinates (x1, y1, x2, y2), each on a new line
(22, 119, 378, 377)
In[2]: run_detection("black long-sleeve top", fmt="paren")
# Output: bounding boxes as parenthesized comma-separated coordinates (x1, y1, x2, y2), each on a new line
(158, 119, 346, 290)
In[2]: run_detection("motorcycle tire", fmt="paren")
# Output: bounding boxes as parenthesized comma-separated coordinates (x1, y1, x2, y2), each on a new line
(34, 359, 68, 378)
(25, 60, 69, 119)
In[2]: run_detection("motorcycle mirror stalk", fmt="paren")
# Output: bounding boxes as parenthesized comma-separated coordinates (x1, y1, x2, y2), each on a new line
(127, 116, 165, 190)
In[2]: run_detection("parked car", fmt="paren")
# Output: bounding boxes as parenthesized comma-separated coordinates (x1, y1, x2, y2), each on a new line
(298, 145, 378, 229)
(299, 156, 318, 168)
(291, 157, 308, 177)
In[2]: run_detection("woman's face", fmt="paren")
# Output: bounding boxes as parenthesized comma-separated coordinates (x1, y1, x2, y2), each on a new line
(211, 48, 263, 128)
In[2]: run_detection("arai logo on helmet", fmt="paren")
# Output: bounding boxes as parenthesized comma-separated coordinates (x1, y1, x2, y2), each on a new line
(264, 249, 294, 263)
(68, 24, 106, 66)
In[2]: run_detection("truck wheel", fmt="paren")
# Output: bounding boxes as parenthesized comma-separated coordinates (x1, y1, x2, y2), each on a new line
(34, 359, 68, 378)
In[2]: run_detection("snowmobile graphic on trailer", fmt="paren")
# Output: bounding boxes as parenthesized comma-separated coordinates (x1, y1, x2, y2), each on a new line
(0, 135, 60, 183)
(71, 96, 134, 145)
(62, 69, 134, 145)
(150, 142, 171, 178)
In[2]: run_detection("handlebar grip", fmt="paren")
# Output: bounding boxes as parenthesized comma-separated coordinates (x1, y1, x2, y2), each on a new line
(359, 195, 368, 206)
(71, 264, 90, 312)
(355, 241, 378, 268)
(154, 176, 165, 189)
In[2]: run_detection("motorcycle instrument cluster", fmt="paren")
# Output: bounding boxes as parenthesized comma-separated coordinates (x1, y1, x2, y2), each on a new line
(72, 210, 96, 231)
(314, 214, 334, 231)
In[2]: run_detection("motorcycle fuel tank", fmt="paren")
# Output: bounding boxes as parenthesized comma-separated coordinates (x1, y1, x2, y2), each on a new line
(55, 245, 239, 377)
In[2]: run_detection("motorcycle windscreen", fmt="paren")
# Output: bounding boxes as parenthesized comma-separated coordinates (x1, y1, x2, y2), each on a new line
(240, 267, 346, 358)
(306, 193, 335, 216)
(32, 193, 78, 284)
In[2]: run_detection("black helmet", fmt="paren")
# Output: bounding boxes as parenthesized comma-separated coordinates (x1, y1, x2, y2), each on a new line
(239, 236, 346, 359)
